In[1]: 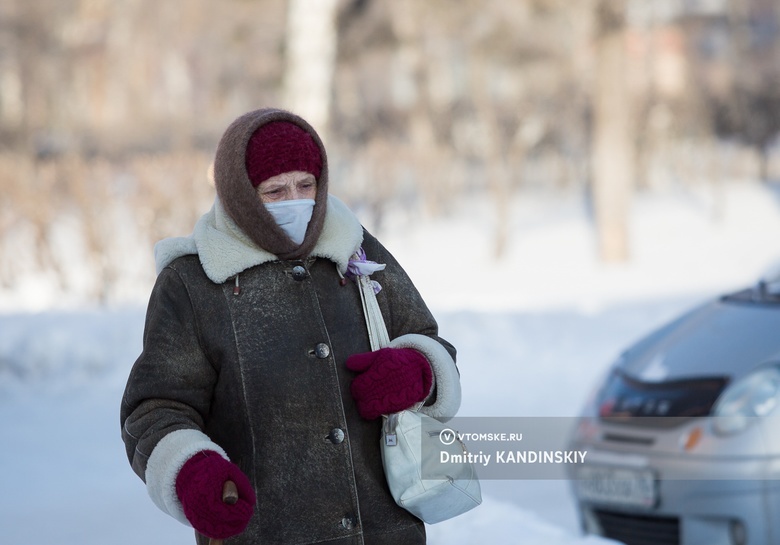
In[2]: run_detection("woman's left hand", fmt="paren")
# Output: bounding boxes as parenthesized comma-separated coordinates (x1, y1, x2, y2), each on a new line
(345, 347, 433, 420)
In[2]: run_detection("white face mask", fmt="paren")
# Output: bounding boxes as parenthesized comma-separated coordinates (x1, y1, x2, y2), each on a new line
(264, 199, 315, 245)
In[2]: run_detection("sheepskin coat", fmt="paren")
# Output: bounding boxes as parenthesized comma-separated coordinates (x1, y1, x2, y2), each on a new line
(120, 196, 461, 545)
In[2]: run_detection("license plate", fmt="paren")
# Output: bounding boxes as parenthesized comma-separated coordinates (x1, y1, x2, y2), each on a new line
(575, 465, 657, 508)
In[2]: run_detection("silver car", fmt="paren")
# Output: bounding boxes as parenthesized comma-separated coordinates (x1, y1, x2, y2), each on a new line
(569, 272, 780, 545)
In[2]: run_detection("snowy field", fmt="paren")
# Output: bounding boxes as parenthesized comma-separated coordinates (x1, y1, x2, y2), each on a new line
(3, 180, 780, 544)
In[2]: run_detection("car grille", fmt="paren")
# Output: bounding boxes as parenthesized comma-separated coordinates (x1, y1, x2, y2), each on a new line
(595, 509, 680, 545)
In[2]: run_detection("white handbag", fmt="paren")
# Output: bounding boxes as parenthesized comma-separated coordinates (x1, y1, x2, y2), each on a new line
(355, 273, 482, 524)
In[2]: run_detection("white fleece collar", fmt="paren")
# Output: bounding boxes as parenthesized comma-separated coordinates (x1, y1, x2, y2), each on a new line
(154, 195, 364, 283)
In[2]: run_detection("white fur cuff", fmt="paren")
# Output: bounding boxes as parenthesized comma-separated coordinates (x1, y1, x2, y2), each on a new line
(389, 333, 461, 421)
(145, 428, 229, 525)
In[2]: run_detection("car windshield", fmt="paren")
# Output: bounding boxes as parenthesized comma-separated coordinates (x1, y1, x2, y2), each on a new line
(723, 270, 780, 304)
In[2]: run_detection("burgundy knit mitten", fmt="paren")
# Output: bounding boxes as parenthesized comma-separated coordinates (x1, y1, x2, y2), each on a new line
(346, 347, 433, 420)
(175, 450, 256, 540)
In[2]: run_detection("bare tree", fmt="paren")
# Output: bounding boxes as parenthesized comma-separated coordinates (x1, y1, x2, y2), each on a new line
(591, 0, 635, 262)
(282, 0, 340, 139)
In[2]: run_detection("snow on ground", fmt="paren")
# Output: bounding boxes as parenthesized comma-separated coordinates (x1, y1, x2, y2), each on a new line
(378, 181, 780, 314)
(2, 180, 780, 544)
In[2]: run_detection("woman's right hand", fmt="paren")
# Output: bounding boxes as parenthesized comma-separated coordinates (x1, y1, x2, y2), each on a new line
(175, 450, 256, 540)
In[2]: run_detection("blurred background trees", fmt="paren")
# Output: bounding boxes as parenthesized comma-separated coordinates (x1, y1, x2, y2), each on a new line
(1, 0, 780, 304)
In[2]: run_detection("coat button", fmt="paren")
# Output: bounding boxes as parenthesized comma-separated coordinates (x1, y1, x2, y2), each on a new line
(341, 514, 356, 530)
(314, 343, 330, 359)
(329, 428, 345, 444)
(291, 265, 308, 281)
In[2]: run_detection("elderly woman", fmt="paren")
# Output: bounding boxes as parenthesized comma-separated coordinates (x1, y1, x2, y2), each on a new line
(120, 108, 461, 545)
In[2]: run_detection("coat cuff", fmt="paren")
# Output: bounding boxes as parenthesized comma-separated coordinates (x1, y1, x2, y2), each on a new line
(145, 428, 229, 526)
(389, 333, 461, 421)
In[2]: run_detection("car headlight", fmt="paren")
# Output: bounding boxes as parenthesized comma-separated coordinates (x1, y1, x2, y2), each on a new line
(712, 365, 780, 435)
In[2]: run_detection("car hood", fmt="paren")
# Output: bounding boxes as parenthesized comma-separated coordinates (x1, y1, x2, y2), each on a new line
(618, 298, 780, 383)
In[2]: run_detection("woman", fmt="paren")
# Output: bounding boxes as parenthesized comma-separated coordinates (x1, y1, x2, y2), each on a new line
(120, 108, 461, 545)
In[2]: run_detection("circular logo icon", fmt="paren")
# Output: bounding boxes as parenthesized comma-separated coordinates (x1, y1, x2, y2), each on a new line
(439, 428, 457, 445)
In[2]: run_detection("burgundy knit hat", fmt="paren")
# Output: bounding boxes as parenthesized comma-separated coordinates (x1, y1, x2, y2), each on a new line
(245, 121, 323, 187)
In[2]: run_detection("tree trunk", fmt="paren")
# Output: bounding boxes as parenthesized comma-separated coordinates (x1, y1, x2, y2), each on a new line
(591, 0, 634, 262)
(759, 145, 770, 182)
(282, 0, 340, 141)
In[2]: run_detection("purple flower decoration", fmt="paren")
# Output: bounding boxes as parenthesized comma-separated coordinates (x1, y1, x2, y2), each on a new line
(346, 247, 386, 294)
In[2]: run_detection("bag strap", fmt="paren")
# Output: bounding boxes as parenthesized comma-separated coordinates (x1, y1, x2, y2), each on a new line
(355, 264, 426, 420)
(356, 273, 390, 351)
